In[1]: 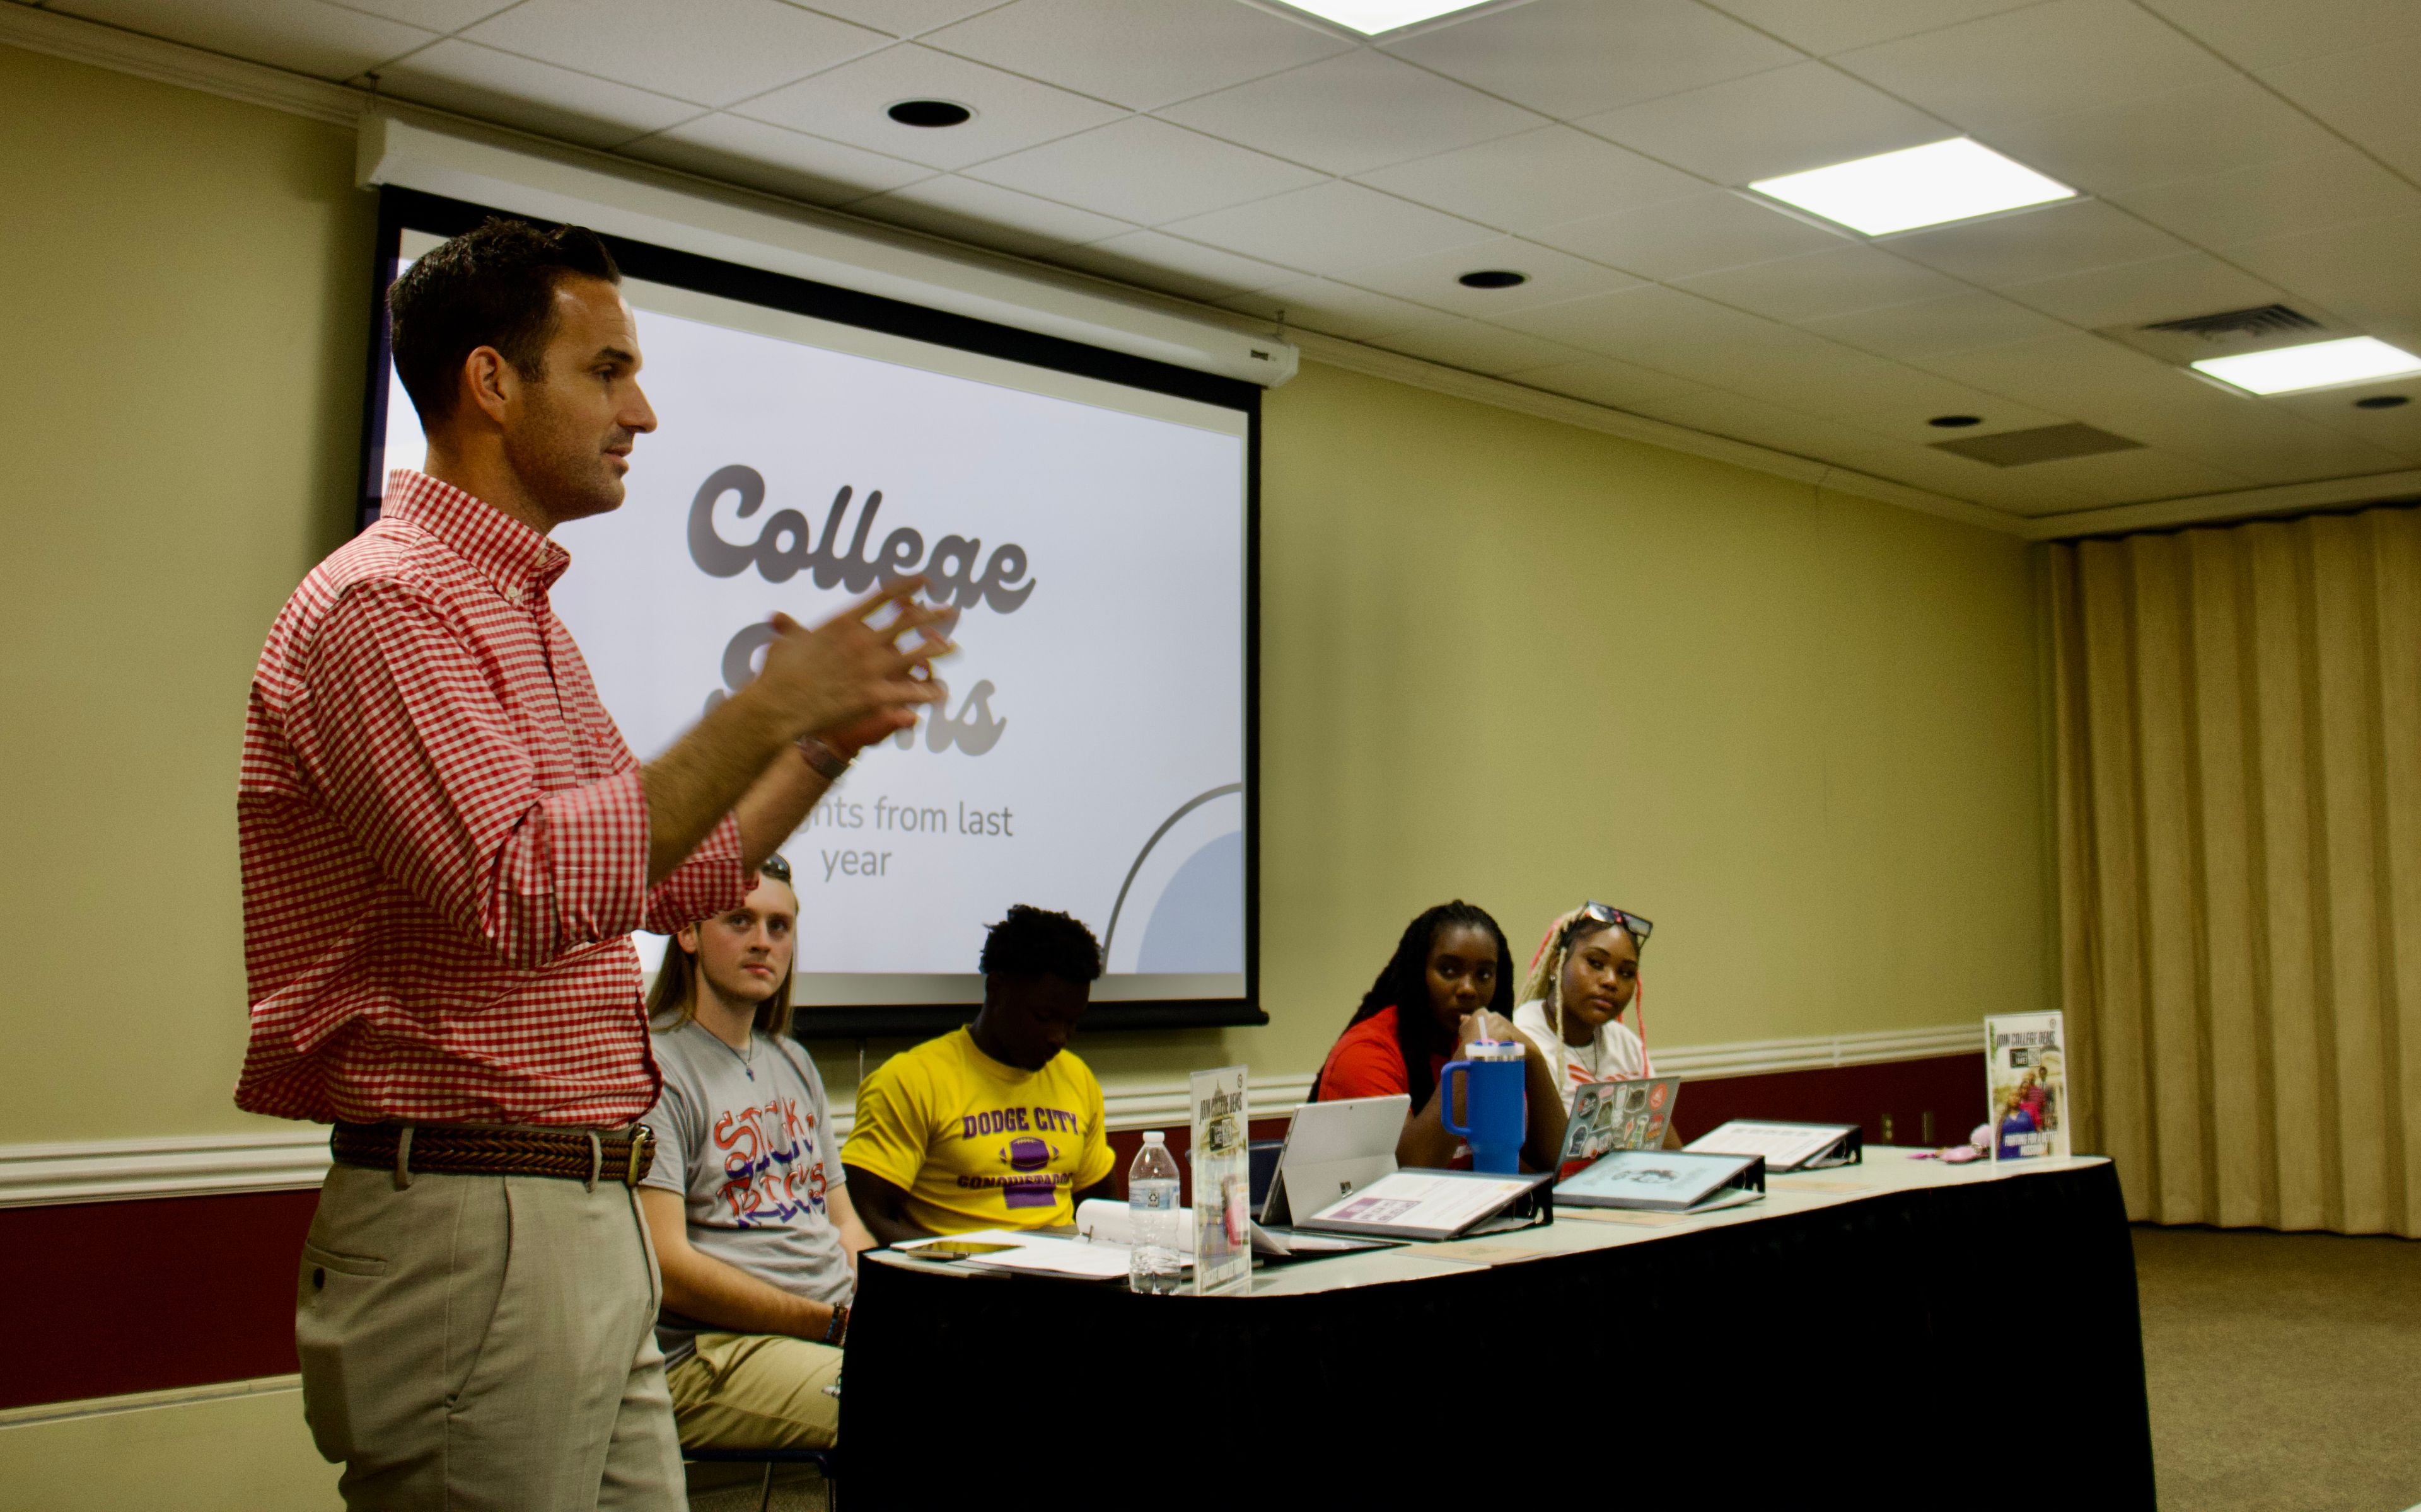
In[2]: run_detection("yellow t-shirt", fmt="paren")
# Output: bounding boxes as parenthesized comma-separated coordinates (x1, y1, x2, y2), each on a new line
(842, 1027, 1116, 1234)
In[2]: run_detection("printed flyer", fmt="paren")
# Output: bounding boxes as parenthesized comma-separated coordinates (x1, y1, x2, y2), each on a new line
(1189, 1066, 1250, 1295)
(1985, 1012, 2068, 1163)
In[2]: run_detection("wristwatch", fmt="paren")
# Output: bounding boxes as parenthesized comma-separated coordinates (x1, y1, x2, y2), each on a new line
(794, 735, 852, 781)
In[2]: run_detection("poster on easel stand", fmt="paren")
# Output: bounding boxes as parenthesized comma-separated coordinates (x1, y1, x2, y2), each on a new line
(1985, 1012, 2067, 1163)
(1189, 1066, 1251, 1295)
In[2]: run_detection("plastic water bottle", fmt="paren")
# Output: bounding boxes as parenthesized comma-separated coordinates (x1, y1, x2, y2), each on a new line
(1127, 1131, 1182, 1294)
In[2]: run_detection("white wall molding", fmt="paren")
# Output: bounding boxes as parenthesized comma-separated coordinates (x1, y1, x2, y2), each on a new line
(0, 1026, 1977, 1207)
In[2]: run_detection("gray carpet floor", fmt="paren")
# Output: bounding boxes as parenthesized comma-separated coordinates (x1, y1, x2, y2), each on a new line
(2136, 1225, 2421, 1512)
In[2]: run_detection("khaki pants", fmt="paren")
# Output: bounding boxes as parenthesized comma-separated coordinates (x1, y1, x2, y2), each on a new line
(666, 1333, 844, 1450)
(294, 1162, 683, 1512)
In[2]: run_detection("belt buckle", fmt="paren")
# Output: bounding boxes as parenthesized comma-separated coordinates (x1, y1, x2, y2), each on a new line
(624, 1124, 652, 1187)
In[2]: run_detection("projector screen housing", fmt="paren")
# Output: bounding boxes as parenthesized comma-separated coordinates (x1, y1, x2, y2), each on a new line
(357, 187, 1262, 1038)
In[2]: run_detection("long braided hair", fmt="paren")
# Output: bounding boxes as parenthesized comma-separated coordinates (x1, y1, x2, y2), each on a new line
(1315, 901, 1514, 1113)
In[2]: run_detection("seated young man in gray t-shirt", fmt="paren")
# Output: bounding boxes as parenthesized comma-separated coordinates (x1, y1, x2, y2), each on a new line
(637, 855, 873, 1451)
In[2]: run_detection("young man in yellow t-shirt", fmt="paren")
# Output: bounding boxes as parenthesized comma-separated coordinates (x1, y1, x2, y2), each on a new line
(843, 906, 1118, 1240)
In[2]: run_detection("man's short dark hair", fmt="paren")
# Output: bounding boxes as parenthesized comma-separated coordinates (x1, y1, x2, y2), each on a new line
(387, 218, 620, 427)
(978, 905, 1103, 983)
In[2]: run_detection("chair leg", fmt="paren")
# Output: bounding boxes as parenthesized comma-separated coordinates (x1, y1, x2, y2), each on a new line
(757, 1460, 774, 1512)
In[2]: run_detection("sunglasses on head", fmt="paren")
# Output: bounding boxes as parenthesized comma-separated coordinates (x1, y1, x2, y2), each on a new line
(1567, 901, 1651, 949)
(758, 854, 793, 884)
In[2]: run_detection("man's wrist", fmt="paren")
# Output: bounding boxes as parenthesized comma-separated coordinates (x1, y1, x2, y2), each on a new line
(794, 734, 854, 781)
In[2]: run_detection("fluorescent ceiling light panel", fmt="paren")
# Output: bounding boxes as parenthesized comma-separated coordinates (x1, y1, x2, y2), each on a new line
(1751, 139, 2076, 236)
(1265, 0, 1498, 35)
(2192, 336, 2421, 395)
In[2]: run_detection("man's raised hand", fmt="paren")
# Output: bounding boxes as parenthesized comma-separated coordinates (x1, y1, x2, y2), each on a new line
(752, 579, 956, 742)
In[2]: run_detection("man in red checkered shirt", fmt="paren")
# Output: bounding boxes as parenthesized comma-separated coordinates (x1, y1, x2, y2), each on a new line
(241, 219, 951, 1511)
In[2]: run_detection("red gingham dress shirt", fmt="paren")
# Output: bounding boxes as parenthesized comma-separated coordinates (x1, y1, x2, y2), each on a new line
(236, 470, 746, 1127)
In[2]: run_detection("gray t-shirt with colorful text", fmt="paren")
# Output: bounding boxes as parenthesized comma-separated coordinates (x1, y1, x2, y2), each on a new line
(641, 1020, 851, 1366)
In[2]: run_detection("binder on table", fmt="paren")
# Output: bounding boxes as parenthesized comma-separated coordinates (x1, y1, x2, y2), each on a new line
(1685, 1119, 1864, 1172)
(1294, 1167, 1554, 1242)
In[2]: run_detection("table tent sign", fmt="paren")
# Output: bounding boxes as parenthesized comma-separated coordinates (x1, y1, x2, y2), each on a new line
(1189, 1066, 1251, 1295)
(1986, 1012, 2068, 1163)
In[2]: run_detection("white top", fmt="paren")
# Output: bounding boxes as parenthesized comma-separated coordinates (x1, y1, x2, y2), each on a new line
(1512, 998, 1648, 1112)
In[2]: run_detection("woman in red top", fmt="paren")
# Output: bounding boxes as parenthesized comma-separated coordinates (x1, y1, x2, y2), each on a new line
(1310, 901, 1569, 1170)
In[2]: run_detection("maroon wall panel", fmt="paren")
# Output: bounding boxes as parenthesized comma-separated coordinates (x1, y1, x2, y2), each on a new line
(1672, 1052, 1986, 1150)
(0, 1189, 318, 1411)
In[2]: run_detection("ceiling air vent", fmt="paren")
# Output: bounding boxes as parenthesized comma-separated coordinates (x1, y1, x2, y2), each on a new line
(2101, 301, 2352, 365)
(1930, 423, 2142, 467)
(2140, 304, 2322, 342)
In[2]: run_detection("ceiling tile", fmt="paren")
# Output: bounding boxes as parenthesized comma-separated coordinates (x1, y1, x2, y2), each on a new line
(1382, 0, 1800, 120)
(622, 114, 933, 204)
(1341, 236, 1644, 316)
(2138, 0, 2421, 71)
(1883, 200, 2190, 287)
(963, 117, 1323, 224)
(1533, 192, 1851, 280)
(1698, 0, 2040, 56)
(1353, 126, 1708, 234)
(459, 0, 887, 108)
(1163, 182, 1499, 278)
(1915, 330, 2195, 410)
(2272, 377, 2421, 464)
(2108, 149, 2421, 248)
(1371, 318, 1589, 377)
(2258, 38, 2421, 184)
(920, 0, 1351, 110)
(1626, 390, 1901, 466)
(1997, 252, 2290, 328)
(1710, 339, 2014, 420)
(1835, 0, 2232, 130)
(1803, 289, 2075, 357)
(2016, 446, 2250, 504)
(329, 0, 511, 30)
(2134, 409, 2406, 484)
(1828, 390, 2071, 444)
(1575, 62, 1953, 187)
(1495, 282, 1818, 374)
(1974, 78, 2344, 198)
(1499, 355, 1712, 410)
(1216, 278, 1443, 341)
(849, 173, 1132, 257)
(800, 0, 1012, 39)
(1043, 230, 1298, 302)
(1825, 441, 2094, 512)
(54, 0, 434, 80)
(2203, 214, 2421, 318)
(1671, 243, 1963, 322)
(1156, 49, 1545, 178)
(736, 43, 1123, 170)
(376, 39, 700, 147)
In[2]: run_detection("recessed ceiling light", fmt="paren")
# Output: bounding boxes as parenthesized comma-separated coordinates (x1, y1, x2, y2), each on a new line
(1260, 0, 1499, 37)
(1458, 270, 1527, 289)
(2355, 393, 2410, 410)
(887, 99, 972, 128)
(2192, 337, 2421, 395)
(1750, 139, 2076, 237)
(1927, 414, 1983, 428)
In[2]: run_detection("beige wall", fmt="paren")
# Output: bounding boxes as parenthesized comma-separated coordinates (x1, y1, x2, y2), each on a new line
(0, 42, 2049, 1147)
(0, 45, 373, 1145)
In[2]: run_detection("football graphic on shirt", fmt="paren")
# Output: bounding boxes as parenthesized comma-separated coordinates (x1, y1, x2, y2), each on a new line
(1004, 1136, 1055, 1172)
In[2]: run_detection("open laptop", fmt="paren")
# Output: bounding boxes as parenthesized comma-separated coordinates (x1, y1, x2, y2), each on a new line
(1258, 1094, 1410, 1226)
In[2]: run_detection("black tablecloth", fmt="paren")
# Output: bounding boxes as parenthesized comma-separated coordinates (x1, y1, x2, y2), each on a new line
(840, 1162, 2152, 1508)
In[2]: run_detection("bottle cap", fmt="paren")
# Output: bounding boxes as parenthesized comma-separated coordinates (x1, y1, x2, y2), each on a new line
(1142, 1130, 1166, 1145)
(1464, 1037, 1527, 1061)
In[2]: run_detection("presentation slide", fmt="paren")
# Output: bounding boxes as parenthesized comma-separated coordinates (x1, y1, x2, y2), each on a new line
(379, 229, 1251, 1017)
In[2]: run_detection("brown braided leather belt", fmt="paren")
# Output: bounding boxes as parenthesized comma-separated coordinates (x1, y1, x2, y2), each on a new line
(332, 1121, 656, 1186)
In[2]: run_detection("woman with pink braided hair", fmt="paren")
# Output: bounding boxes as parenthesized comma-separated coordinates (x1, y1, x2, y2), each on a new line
(1511, 903, 1679, 1148)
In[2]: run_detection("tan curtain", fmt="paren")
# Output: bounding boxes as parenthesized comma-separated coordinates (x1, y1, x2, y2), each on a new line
(2048, 504, 2421, 1237)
